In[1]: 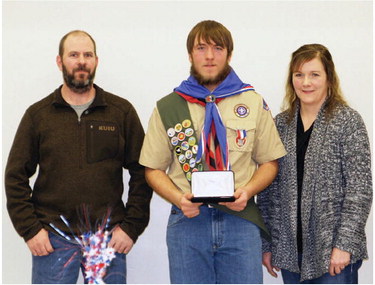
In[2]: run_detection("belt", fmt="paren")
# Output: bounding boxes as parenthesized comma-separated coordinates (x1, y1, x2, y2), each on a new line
(202, 203, 215, 208)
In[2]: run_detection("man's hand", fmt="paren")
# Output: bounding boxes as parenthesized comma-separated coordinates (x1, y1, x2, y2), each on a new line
(329, 247, 351, 276)
(26, 228, 54, 256)
(219, 187, 249, 211)
(262, 252, 280, 278)
(180, 193, 202, 218)
(108, 226, 134, 254)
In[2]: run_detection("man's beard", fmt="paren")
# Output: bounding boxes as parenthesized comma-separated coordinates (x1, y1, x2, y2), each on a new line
(62, 64, 96, 94)
(190, 62, 231, 87)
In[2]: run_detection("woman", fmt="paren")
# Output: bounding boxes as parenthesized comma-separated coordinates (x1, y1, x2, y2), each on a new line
(258, 44, 372, 284)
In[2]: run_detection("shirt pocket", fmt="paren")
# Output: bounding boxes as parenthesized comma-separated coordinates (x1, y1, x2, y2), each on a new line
(86, 120, 120, 163)
(226, 119, 256, 152)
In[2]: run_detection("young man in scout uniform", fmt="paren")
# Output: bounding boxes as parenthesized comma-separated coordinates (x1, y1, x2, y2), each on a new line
(140, 20, 286, 284)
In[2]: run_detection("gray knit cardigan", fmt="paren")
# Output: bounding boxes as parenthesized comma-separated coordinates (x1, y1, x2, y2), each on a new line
(257, 102, 372, 281)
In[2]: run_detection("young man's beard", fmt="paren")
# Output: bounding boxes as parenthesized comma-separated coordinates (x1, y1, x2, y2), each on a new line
(62, 64, 96, 94)
(190, 63, 231, 87)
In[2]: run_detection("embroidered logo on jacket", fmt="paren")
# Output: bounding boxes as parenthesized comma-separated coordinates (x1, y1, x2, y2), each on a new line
(98, 126, 116, 131)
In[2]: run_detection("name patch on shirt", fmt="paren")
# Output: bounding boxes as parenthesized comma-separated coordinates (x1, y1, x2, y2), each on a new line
(97, 125, 116, 131)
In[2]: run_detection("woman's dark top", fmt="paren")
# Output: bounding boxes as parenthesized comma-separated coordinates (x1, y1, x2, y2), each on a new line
(297, 111, 314, 253)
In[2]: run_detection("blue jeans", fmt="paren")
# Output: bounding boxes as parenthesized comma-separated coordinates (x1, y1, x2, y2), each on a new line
(32, 232, 126, 284)
(281, 253, 362, 284)
(166, 205, 263, 284)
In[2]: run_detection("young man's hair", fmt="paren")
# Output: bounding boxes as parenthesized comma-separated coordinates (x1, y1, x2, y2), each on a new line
(187, 20, 233, 58)
(58, 30, 97, 58)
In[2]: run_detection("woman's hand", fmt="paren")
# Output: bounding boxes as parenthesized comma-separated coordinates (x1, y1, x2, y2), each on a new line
(262, 252, 280, 277)
(329, 247, 351, 276)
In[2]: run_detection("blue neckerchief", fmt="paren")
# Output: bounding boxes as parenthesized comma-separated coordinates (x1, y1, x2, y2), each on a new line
(174, 69, 254, 170)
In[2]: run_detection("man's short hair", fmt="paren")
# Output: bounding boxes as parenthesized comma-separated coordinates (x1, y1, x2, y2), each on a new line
(186, 20, 233, 58)
(58, 30, 97, 58)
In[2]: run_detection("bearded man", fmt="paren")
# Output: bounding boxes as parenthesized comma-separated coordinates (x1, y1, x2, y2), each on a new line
(140, 20, 286, 284)
(5, 30, 153, 284)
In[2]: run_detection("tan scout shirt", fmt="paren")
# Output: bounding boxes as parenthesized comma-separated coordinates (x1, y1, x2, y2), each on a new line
(140, 91, 286, 194)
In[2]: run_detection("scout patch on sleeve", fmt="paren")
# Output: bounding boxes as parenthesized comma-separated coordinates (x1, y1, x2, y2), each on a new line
(263, 99, 270, 111)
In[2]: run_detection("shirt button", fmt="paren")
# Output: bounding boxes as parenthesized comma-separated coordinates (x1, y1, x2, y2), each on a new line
(84, 110, 89, 115)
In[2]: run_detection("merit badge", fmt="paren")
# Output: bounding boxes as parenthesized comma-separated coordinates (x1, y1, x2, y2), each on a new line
(186, 172, 192, 181)
(178, 154, 186, 164)
(185, 150, 193, 159)
(183, 163, 190, 172)
(192, 145, 198, 154)
(182, 119, 191, 128)
(185, 128, 194, 137)
(234, 104, 249, 118)
(171, 137, 179, 146)
(236, 129, 247, 147)
(188, 137, 196, 146)
(181, 141, 189, 151)
(175, 146, 182, 155)
(175, 123, 183, 132)
(167, 128, 175, 137)
(178, 132, 186, 141)
(189, 158, 196, 168)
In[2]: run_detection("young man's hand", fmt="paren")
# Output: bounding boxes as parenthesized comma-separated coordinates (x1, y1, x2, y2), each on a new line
(180, 193, 202, 218)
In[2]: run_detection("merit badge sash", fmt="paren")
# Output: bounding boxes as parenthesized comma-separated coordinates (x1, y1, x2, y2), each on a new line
(157, 93, 271, 241)
(157, 92, 203, 182)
